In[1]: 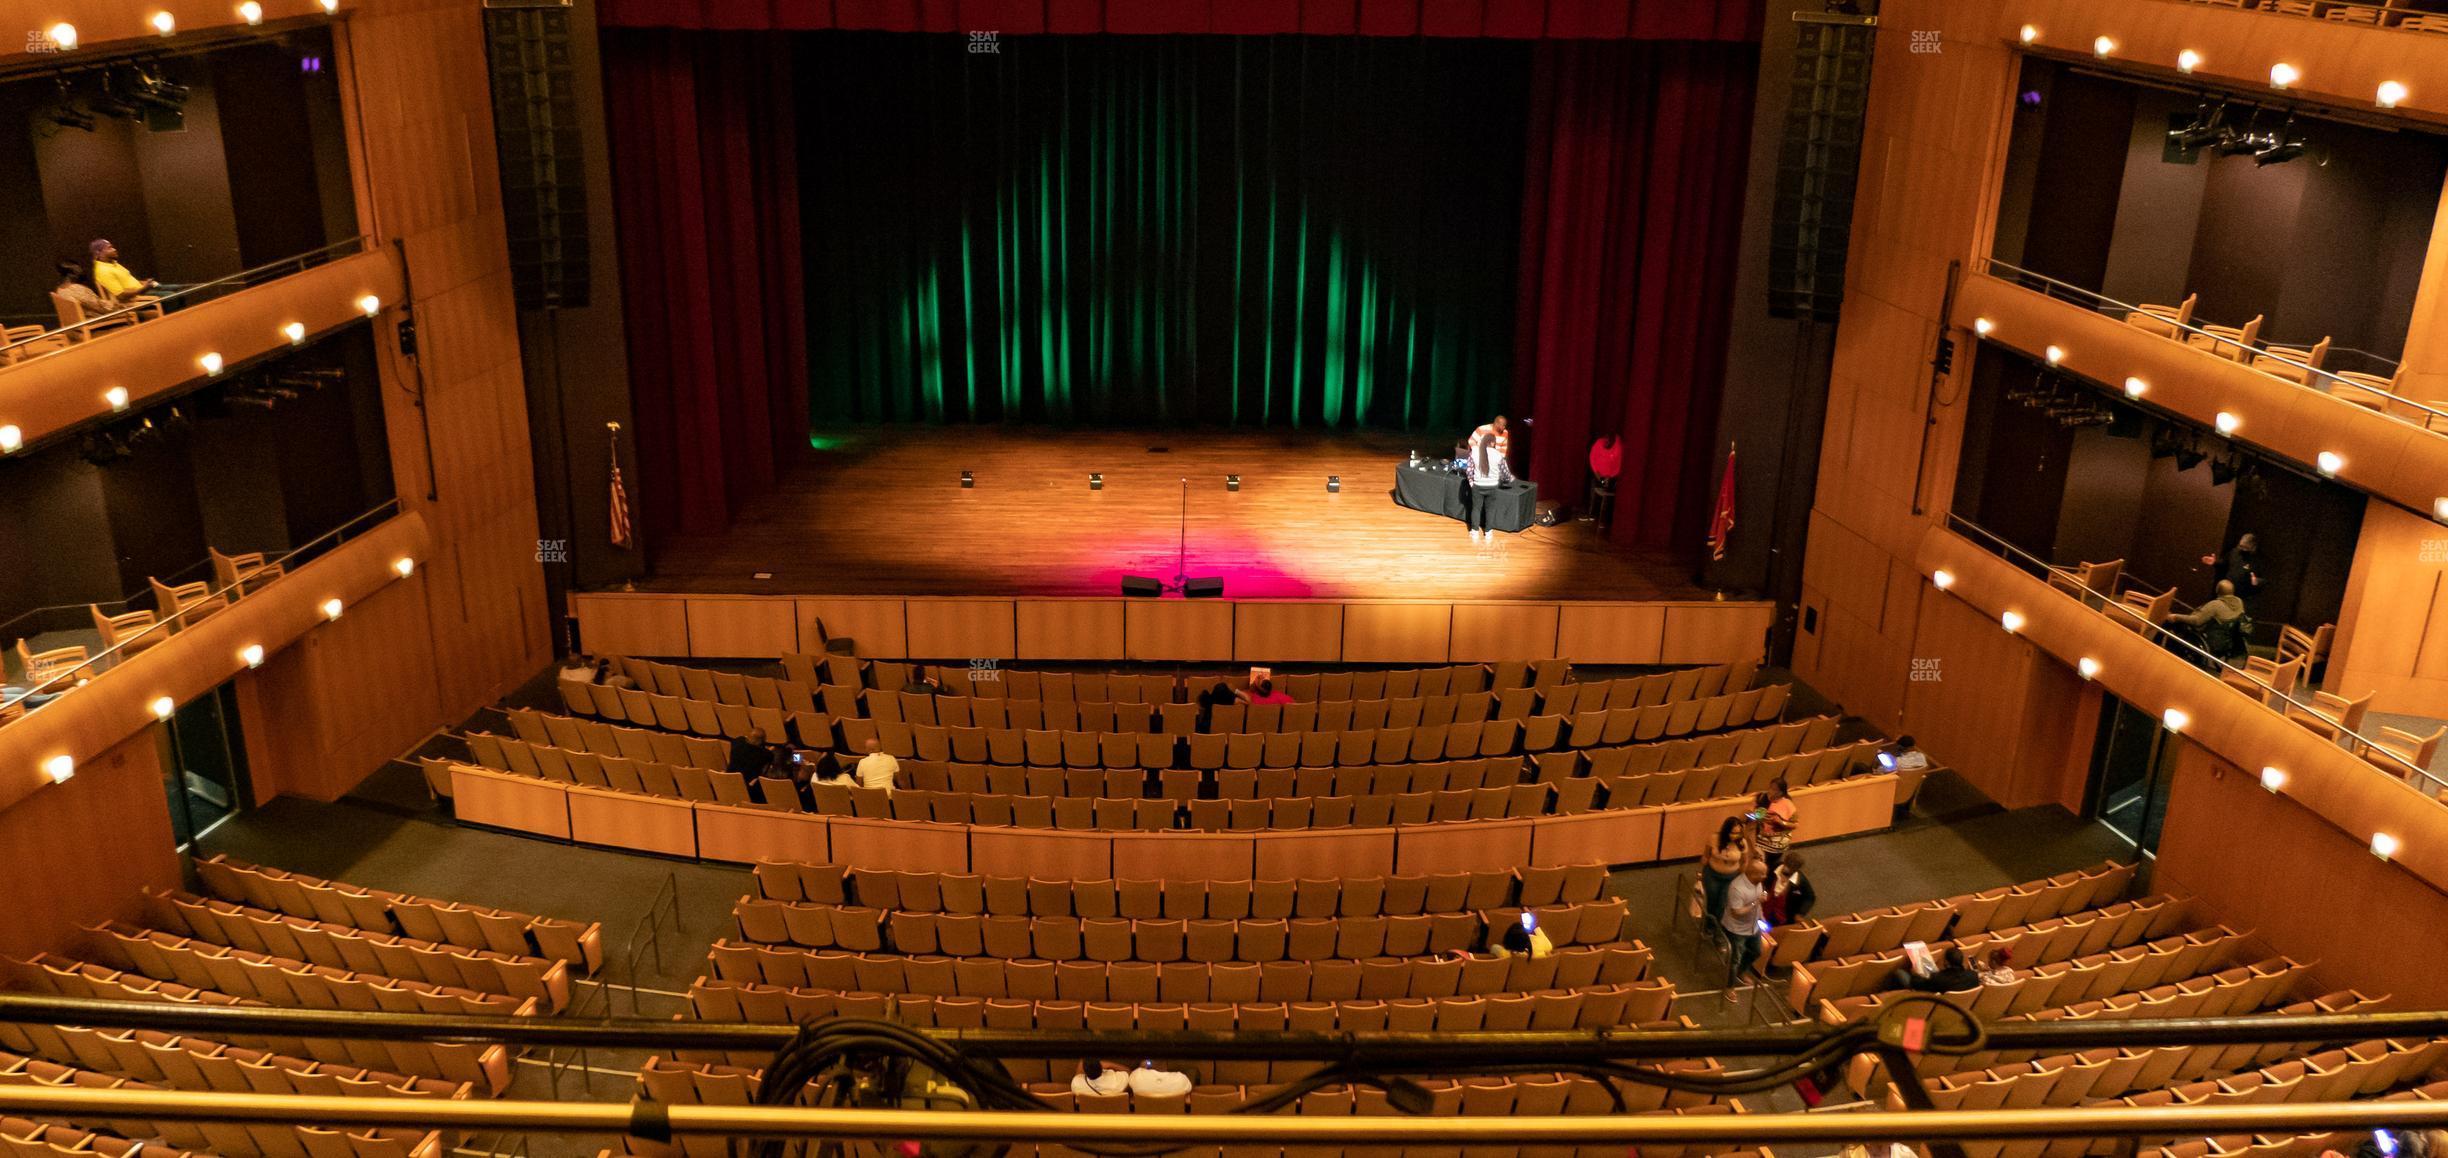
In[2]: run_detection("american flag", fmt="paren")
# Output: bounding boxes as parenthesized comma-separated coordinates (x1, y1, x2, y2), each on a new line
(608, 426, 634, 550)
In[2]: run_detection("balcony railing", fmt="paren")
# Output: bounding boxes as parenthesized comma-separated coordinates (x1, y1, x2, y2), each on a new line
(0, 236, 368, 366)
(0, 498, 402, 722)
(1975, 257, 2445, 433)
(1945, 514, 2448, 801)
(2158, 0, 2448, 34)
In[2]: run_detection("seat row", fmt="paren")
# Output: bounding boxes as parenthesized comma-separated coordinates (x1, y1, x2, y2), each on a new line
(0, 1116, 208, 1158)
(1787, 894, 2194, 1010)
(812, 782, 1554, 830)
(774, 654, 1507, 701)
(6, 955, 510, 1092)
(84, 923, 535, 1018)
(0, 1046, 440, 1158)
(1915, 1025, 2441, 1121)
(703, 943, 1654, 1004)
(452, 737, 757, 805)
(143, 888, 571, 1011)
(2146, 1075, 2448, 1158)
(195, 856, 602, 973)
(1766, 861, 2137, 968)
(730, 898, 1632, 961)
(1818, 926, 2250, 1024)
(748, 859, 1611, 916)
(0, 1022, 466, 1103)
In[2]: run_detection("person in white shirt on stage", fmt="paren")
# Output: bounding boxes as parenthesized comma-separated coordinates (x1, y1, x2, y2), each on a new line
(1465, 415, 1514, 543)
(855, 738, 899, 793)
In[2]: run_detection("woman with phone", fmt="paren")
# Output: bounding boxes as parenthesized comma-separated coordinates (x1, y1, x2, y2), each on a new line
(1697, 814, 1755, 925)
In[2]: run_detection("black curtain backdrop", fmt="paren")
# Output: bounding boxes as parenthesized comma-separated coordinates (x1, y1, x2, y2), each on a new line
(797, 34, 1530, 431)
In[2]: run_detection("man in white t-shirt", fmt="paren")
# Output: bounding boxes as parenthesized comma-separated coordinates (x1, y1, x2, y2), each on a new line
(1127, 1063, 1193, 1098)
(855, 738, 899, 793)
(1070, 1059, 1131, 1097)
(1464, 415, 1515, 544)
(1885, 735, 1929, 772)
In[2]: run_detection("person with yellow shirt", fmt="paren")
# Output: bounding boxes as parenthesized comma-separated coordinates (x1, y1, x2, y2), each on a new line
(88, 238, 157, 305)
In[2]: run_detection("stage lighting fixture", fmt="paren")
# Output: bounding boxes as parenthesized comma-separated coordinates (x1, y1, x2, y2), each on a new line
(1184, 577, 1225, 599)
(43, 756, 74, 785)
(105, 386, 129, 412)
(2215, 410, 2240, 436)
(2162, 708, 2189, 734)
(2018, 24, 2038, 44)
(2092, 36, 2115, 58)
(2254, 131, 2306, 166)
(0, 425, 19, 453)
(1225, 475, 1240, 491)
(150, 697, 175, 721)
(46, 104, 97, 132)
(2177, 50, 2202, 74)
(959, 470, 972, 488)
(2174, 440, 2206, 472)
(2078, 657, 2100, 680)
(2318, 451, 2343, 478)
(240, 1, 265, 26)
(2170, 102, 2226, 150)
(1326, 475, 1341, 493)
(1120, 576, 1162, 598)
(2378, 81, 2409, 109)
(2269, 62, 2299, 90)
(2210, 454, 2239, 487)
(153, 12, 176, 35)
(1088, 472, 1102, 490)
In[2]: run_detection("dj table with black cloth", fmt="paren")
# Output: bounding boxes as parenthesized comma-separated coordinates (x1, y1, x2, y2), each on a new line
(1391, 463, 1538, 532)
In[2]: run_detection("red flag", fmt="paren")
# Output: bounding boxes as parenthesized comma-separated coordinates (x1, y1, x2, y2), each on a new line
(608, 425, 635, 551)
(1706, 445, 1737, 562)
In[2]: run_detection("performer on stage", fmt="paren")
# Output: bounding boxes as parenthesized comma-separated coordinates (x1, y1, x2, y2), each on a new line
(1465, 415, 1514, 542)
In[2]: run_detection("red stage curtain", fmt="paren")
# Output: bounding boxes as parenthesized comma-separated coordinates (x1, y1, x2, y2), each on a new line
(596, 0, 1761, 40)
(601, 32, 808, 541)
(1510, 41, 1756, 552)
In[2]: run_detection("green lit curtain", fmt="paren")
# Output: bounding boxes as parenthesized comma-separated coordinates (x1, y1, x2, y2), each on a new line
(797, 34, 1529, 430)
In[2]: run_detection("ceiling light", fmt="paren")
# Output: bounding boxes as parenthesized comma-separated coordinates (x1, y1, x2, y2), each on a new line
(2371, 832, 2399, 861)
(2123, 377, 2147, 399)
(2269, 62, 2298, 90)
(152, 11, 175, 34)
(1973, 317, 1994, 336)
(200, 352, 223, 376)
(393, 557, 415, 578)
(2045, 345, 2064, 366)
(239, 1, 264, 25)
(357, 294, 380, 316)
(0, 426, 19, 453)
(2162, 708, 2189, 733)
(42, 755, 74, 784)
(2001, 610, 2025, 634)
(321, 0, 340, 10)
(2177, 50, 2202, 74)
(2092, 36, 2115, 58)
(283, 322, 305, 344)
(2215, 411, 2240, 436)
(240, 644, 264, 668)
(322, 598, 344, 621)
(45, 22, 76, 50)
(2019, 24, 2039, 44)
(1932, 569, 1953, 591)
(105, 386, 129, 412)
(150, 696, 175, 721)
(2260, 766, 2286, 793)
(2317, 451, 2343, 478)
(2378, 81, 2408, 109)
(2077, 657, 2100, 680)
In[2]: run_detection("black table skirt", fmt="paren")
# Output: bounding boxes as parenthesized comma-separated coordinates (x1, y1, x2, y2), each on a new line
(1392, 464, 1538, 532)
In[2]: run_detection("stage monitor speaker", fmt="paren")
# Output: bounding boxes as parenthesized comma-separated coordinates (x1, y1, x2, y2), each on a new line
(1121, 576, 1163, 598)
(1183, 577, 1225, 599)
(482, 3, 590, 310)
(1767, 10, 1877, 324)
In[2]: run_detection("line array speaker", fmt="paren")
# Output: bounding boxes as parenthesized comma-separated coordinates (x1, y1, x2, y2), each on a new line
(482, 3, 590, 310)
(1767, 12, 1877, 324)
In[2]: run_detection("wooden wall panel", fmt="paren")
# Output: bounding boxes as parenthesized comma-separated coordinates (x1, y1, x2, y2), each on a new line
(450, 766, 572, 840)
(905, 599, 1018, 660)
(1448, 604, 1559, 662)
(1902, 583, 2040, 807)
(1395, 819, 1535, 874)
(1660, 604, 1771, 666)
(1528, 810, 1661, 867)
(1233, 603, 1345, 663)
(970, 829, 1110, 879)
(828, 816, 964, 871)
(570, 594, 691, 657)
(1252, 829, 1396, 879)
(684, 598, 800, 658)
(567, 786, 697, 857)
(1124, 600, 1234, 661)
(1554, 605, 1664, 665)
(1014, 600, 1128, 660)
(2332, 498, 2448, 715)
(243, 574, 444, 804)
(0, 730, 179, 960)
(1110, 833, 1258, 880)
(1340, 603, 1452, 663)
(797, 599, 909, 658)
(694, 805, 828, 864)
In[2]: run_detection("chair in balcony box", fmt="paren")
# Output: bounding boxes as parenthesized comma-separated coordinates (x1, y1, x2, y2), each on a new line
(2186, 314, 2262, 363)
(91, 606, 164, 656)
(12, 637, 88, 686)
(2106, 588, 2173, 635)
(150, 577, 226, 630)
(2046, 559, 2123, 607)
(0, 323, 68, 365)
(2218, 657, 2301, 707)
(49, 291, 162, 339)
(2248, 336, 2329, 386)
(2282, 690, 2371, 742)
(2276, 623, 2333, 678)
(210, 548, 285, 596)
(2365, 724, 2446, 779)
(2325, 371, 2397, 414)
(2122, 294, 2196, 339)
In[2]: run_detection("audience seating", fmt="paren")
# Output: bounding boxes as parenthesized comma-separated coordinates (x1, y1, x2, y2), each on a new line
(194, 856, 603, 972)
(209, 549, 286, 596)
(1785, 894, 2194, 1010)
(11, 638, 87, 687)
(141, 887, 572, 1011)
(2186, 315, 2262, 362)
(1765, 862, 2138, 970)
(88, 607, 162, 655)
(0, 323, 68, 364)
(1816, 925, 2256, 1024)
(147, 578, 225, 631)
(2279, 690, 2372, 742)
(2122, 294, 2196, 338)
(0, 1115, 208, 1158)
(749, 860, 1612, 913)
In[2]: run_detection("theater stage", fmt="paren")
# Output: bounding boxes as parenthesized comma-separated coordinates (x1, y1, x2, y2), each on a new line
(641, 428, 1710, 602)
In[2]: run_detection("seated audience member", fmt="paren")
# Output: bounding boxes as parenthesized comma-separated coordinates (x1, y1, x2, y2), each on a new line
(89, 238, 157, 305)
(1889, 946, 1982, 994)
(53, 260, 114, 320)
(1769, 852, 1816, 925)
(2163, 579, 2249, 666)
(726, 729, 775, 779)
(1128, 1061, 1193, 1098)
(596, 658, 635, 689)
(1880, 735, 1928, 773)
(1070, 1059, 1131, 1098)
(1720, 857, 1771, 1001)
(557, 654, 597, 683)
(856, 737, 899, 793)
(1196, 680, 1236, 728)
(1236, 677, 1294, 705)
(1977, 947, 2017, 987)
(1490, 916, 1553, 960)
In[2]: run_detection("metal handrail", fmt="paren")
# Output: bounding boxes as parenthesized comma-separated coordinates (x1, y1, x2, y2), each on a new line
(0, 556, 222, 644)
(1945, 514, 2448, 797)
(618, 871, 685, 1017)
(0, 497, 402, 714)
(1975, 257, 2447, 428)
(5, 236, 367, 360)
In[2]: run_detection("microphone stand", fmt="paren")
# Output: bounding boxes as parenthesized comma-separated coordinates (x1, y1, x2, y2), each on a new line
(1168, 476, 1189, 593)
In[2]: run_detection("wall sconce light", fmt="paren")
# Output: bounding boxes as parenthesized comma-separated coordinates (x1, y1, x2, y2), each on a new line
(357, 295, 381, 316)
(2317, 451, 2343, 478)
(240, 644, 264, 668)
(2123, 377, 2148, 399)
(2162, 708, 2189, 734)
(2215, 411, 2240, 436)
(2270, 62, 2299, 90)
(2378, 81, 2409, 109)
(1226, 475, 1241, 491)
(1088, 473, 1103, 491)
(2077, 657, 2100, 680)
(152, 11, 175, 35)
(45, 22, 76, 50)
(321, 598, 344, 622)
(959, 470, 973, 488)
(283, 322, 306, 345)
(2019, 24, 2039, 44)
(0, 425, 20, 453)
(2371, 832, 2399, 861)
(2177, 50, 2202, 74)
(2044, 345, 2064, 366)
(43, 755, 74, 784)
(321, 0, 340, 11)
(1327, 476, 1342, 493)
(393, 557, 415, 578)
(1932, 569, 1954, 591)
(200, 353, 223, 376)
(239, 1, 264, 25)
(1973, 318, 1994, 336)
(150, 696, 176, 721)
(2001, 610, 2025, 634)
(2260, 766, 2286, 793)
(105, 387, 129, 412)
(2092, 36, 2115, 58)
(2434, 498, 2448, 524)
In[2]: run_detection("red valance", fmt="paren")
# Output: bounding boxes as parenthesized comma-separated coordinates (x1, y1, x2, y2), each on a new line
(596, 0, 1762, 40)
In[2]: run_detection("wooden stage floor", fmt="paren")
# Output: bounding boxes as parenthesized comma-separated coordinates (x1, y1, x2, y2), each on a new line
(639, 429, 1712, 602)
